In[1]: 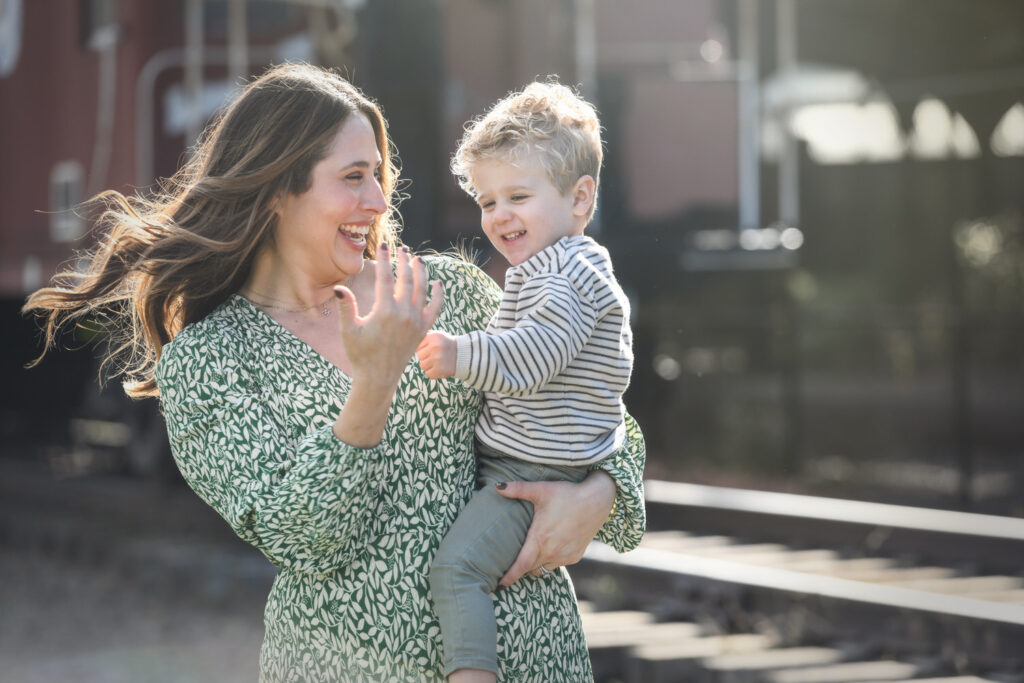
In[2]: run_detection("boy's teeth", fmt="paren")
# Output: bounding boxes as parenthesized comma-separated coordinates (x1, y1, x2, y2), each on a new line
(503, 231, 525, 240)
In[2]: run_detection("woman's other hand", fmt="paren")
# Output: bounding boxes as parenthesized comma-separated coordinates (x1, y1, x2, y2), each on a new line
(416, 331, 457, 379)
(495, 471, 616, 587)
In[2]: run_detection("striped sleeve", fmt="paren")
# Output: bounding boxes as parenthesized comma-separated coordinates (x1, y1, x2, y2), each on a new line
(453, 273, 597, 396)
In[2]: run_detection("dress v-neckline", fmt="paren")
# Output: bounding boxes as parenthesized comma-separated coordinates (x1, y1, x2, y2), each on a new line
(232, 294, 354, 382)
(232, 293, 420, 384)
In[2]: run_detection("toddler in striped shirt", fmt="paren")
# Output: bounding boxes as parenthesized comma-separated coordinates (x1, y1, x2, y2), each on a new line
(416, 80, 634, 681)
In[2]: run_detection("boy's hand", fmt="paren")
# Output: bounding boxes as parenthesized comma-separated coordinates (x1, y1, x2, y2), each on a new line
(416, 330, 458, 379)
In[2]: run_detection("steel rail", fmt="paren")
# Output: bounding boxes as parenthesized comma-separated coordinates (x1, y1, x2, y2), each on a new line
(644, 480, 1024, 541)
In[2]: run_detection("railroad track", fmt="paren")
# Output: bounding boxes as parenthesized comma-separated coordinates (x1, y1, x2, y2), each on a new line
(3, 458, 1024, 682)
(576, 480, 1024, 683)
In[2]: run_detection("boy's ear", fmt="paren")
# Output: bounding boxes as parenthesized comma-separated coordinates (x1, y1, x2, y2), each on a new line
(570, 175, 596, 217)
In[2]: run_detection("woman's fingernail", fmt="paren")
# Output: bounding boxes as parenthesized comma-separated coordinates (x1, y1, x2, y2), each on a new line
(495, 482, 507, 490)
(334, 289, 344, 299)
(379, 242, 388, 251)
(401, 245, 409, 253)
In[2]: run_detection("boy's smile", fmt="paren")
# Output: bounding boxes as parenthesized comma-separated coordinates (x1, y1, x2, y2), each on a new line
(471, 155, 590, 266)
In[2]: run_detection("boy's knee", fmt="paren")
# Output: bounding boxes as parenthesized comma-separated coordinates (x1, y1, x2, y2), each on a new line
(429, 557, 450, 594)
(430, 555, 492, 597)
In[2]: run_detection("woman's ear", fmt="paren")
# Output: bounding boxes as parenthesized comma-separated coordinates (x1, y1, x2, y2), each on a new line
(570, 175, 596, 217)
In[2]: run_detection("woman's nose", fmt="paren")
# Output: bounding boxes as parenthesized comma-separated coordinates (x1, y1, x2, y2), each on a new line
(363, 178, 388, 215)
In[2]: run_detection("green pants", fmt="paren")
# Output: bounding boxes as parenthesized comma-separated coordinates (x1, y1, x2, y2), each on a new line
(429, 444, 591, 676)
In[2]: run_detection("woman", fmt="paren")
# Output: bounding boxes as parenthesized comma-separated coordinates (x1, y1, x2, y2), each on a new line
(24, 63, 645, 681)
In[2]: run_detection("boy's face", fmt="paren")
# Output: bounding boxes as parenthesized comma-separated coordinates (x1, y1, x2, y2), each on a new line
(471, 155, 585, 266)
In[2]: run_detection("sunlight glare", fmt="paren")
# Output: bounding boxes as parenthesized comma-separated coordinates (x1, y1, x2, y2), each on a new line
(991, 102, 1024, 157)
(950, 113, 980, 159)
(790, 101, 903, 164)
(909, 98, 953, 159)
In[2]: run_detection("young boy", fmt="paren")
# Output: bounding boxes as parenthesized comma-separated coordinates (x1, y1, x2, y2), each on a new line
(416, 81, 633, 681)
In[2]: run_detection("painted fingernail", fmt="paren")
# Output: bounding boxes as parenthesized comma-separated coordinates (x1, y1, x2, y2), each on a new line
(495, 482, 507, 490)
(334, 289, 345, 299)
(401, 245, 410, 254)
(379, 242, 388, 251)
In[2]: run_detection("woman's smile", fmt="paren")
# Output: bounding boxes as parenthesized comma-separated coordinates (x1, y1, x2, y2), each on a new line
(338, 222, 371, 250)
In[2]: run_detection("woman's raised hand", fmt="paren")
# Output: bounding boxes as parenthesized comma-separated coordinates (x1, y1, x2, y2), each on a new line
(333, 245, 443, 388)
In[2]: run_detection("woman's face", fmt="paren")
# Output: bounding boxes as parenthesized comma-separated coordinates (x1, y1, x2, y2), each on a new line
(273, 113, 388, 284)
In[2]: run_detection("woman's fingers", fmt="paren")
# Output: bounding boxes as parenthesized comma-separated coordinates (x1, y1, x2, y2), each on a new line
(411, 254, 428, 310)
(499, 480, 556, 586)
(500, 534, 540, 587)
(343, 249, 441, 375)
(393, 246, 414, 302)
(374, 243, 395, 311)
(388, 248, 442, 333)
(333, 286, 360, 328)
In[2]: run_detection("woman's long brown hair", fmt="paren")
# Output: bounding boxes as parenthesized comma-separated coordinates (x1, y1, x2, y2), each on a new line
(23, 63, 402, 397)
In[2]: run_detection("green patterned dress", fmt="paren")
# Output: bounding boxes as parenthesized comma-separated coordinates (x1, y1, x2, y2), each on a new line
(155, 255, 646, 682)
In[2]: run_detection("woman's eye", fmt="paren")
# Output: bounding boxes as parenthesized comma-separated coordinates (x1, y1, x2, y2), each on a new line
(346, 172, 363, 182)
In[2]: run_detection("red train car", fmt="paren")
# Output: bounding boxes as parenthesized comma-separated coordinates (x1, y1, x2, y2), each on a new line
(0, 1, 310, 477)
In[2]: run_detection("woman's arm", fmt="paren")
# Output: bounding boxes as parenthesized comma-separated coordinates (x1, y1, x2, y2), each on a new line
(158, 249, 443, 575)
(158, 335, 390, 576)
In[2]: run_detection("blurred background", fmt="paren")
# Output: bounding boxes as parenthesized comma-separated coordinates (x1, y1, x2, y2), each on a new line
(1, 0, 1023, 679)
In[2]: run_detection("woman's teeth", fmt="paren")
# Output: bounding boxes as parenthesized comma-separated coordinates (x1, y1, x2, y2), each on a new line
(340, 224, 369, 240)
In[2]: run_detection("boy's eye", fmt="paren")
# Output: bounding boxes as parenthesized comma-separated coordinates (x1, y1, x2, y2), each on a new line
(510, 194, 528, 202)
(479, 200, 495, 210)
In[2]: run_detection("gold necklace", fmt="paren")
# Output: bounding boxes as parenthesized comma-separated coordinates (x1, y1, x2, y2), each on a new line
(242, 290, 334, 317)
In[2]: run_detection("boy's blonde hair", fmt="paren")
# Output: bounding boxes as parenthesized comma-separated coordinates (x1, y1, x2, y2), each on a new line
(452, 79, 603, 221)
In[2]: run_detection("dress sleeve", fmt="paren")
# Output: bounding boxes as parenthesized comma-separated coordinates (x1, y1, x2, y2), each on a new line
(591, 413, 646, 552)
(155, 333, 387, 576)
(453, 274, 596, 396)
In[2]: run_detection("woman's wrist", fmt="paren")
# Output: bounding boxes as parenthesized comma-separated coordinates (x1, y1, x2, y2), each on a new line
(332, 375, 399, 448)
(583, 469, 617, 520)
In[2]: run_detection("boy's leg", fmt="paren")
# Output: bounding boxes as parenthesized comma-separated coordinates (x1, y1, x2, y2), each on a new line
(430, 462, 533, 676)
(429, 454, 590, 676)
